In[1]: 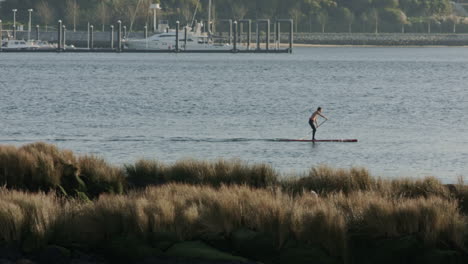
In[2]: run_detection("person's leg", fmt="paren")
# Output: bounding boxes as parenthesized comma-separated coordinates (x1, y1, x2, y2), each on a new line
(309, 120, 316, 140)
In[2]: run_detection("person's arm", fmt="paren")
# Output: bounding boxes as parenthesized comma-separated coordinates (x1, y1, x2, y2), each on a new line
(318, 113, 328, 120)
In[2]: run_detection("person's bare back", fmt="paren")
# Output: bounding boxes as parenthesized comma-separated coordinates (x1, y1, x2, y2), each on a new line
(310, 108, 327, 124)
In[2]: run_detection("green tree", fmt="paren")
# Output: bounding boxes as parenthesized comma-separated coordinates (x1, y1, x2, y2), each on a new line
(65, 0, 79, 31)
(317, 10, 328, 32)
(341, 7, 355, 33)
(36, 0, 55, 31)
(368, 8, 379, 33)
(288, 4, 303, 33)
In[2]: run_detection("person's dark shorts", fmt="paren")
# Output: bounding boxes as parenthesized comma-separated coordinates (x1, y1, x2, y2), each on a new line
(309, 119, 316, 130)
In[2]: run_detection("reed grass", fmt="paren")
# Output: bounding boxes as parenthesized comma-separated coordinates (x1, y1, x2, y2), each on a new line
(125, 158, 279, 189)
(0, 187, 59, 251)
(282, 165, 376, 195)
(77, 155, 125, 198)
(0, 184, 466, 260)
(0, 142, 467, 261)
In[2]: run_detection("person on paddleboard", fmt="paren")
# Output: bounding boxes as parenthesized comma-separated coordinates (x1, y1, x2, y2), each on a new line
(309, 107, 328, 141)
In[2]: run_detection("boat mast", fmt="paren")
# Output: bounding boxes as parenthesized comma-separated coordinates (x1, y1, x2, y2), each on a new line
(208, 0, 212, 33)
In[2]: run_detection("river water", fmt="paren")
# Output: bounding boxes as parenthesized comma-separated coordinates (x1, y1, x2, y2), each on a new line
(0, 47, 467, 182)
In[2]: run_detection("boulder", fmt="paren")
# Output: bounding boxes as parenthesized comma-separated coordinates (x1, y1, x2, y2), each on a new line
(38, 245, 71, 264)
(166, 241, 247, 262)
(230, 228, 277, 263)
(415, 249, 466, 264)
(280, 246, 339, 264)
(104, 235, 162, 263)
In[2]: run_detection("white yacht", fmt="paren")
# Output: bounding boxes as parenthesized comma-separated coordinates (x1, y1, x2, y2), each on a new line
(124, 24, 231, 51)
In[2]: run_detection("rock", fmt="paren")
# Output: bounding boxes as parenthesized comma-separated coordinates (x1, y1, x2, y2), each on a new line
(0, 259, 14, 264)
(104, 235, 162, 263)
(70, 250, 105, 264)
(165, 241, 247, 262)
(230, 228, 277, 263)
(200, 233, 232, 253)
(15, 259, 36, 264)
(39, 245, 71, 264)
(148, 231, 180, 251)
(0, 245, 22, 261)
(280, 246, 339, 264)
(416, 249, 466, 264)
(348, 234, 423, 264)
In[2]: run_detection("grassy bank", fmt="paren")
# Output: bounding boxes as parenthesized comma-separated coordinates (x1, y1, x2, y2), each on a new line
(0, 142, 467, 263)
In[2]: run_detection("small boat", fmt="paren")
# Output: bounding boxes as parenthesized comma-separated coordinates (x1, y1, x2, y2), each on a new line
(1, 39, 40, 50)
(277, 139, 358, 142)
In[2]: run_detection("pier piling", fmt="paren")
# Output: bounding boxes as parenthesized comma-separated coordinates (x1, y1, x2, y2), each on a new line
(256, 19, 270, 51)
(276, 19, 294, 53)
(117, 20, 122, 53)
(175, 21, 179, 52)
(57, 20, 62, 51)
(233, 21, 237, 52)
(87, 22, 90, 49)
(288, 19, 293, 53)
(110, 25, 114, 50)
(239, 23, 242, 44)
(256, 22, 259, 50)
(63, 25, 67, 49)
(218, 19, 233, 45)
(239, 19, 251, 50)
(184, 26, 188, 50)
(229, 20, 233, 45)
(90, 25, 94, 50)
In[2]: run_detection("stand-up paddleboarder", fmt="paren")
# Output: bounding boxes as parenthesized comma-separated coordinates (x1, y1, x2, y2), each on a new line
(309, 107, 328, 141)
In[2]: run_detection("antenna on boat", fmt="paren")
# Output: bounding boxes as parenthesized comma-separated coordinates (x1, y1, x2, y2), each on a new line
(190, 0, 201, 29)
(128, 0, 143, 36)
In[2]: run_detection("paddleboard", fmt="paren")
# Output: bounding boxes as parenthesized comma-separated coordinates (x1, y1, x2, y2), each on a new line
(277, 139, 358, 142)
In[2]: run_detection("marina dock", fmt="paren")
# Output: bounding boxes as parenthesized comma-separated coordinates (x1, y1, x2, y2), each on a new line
(0, 19, 293, 54)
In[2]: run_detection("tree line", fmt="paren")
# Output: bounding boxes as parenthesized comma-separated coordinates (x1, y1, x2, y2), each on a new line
(1, 0, 467, 33)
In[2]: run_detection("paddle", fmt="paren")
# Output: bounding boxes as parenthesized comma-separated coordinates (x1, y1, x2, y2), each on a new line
(317, 119, 328, 128)
(299, 119, 329, 140)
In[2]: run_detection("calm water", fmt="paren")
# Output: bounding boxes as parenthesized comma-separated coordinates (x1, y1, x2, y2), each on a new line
(0, 47, 467, 182)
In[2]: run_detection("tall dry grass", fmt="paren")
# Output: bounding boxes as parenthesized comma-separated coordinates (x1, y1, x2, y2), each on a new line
(0, 187, 59, 251)
(1, 183, 466, 260)
(125, 158, 279, 189)
(282, 165, 376, 195)
(78, 155, 125, 198)
(0, 143, 125, 198)
(0, 142, 461, 204)
(0, 142, 467, 260)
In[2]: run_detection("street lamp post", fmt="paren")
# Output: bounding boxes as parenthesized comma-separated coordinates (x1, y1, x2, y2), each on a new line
(150, 4, 161, 33)
(12, 9, 17, 39)
(28, 9, 34, 41)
